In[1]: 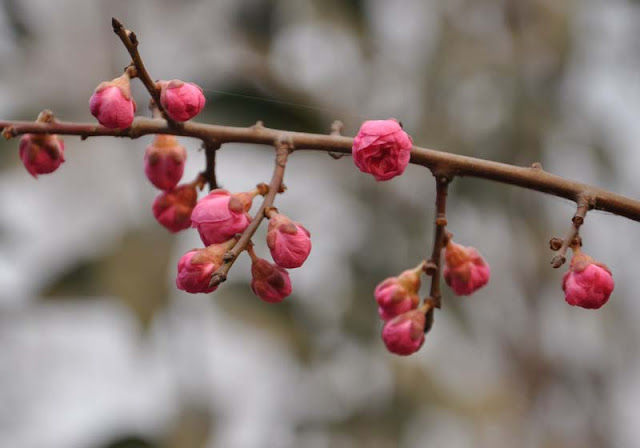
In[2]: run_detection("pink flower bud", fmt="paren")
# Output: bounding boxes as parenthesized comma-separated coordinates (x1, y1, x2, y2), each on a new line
(266, 213, 312, 269)
(152, 184, 198, 233)
(159, 80, 206, 122)
(443, 240, 490, 295)
(89, 74, 137, 129)
(144, 135, 187, 191)
(250, 255, 292, 303)
(375, 266, 422, 321)
(382, 309, 426, 356)
(18, 134, 65, 178)
(191, 189, 258, 245)
(352, 119, 413, 181)
(176, 241, 233, 294)
(562, 251, 614, 309)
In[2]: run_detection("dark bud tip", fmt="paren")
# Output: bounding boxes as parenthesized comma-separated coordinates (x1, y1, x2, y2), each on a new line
(549, 238, 563, 251)
(111, 17, 122, 32)
(551, 254, 566, 268)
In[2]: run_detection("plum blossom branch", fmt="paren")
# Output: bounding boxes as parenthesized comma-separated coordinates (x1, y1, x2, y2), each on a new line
(208, 136, 292, 287)
(550, 193, 593, 268)
(2, 117, 639, 223)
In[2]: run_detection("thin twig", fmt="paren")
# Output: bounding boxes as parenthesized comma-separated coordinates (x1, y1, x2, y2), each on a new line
(111, 17, 178, 127)
(209, 136, 293, 287)
(202, 140, 220, 191)
(550, 193, 593, 268)
(1, 117, 640, 222)
(423, 175, 451, 332)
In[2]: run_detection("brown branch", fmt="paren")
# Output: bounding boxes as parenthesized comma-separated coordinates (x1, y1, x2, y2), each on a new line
(111, 17, 178, 127)
(423, 175, 451, 332)
(202, 140, 220, 191)
(550, 193, 592, 268)
(209, 136, 292, 287)
(2, 117, 640, 222)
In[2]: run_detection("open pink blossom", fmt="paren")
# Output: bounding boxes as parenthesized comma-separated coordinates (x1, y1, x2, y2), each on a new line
(250, 251, 292, 303)
(159, 80, 206, 121)
(19, 134, 65, 178)
(443, 240, 490, 295)
(152, 184, 198, 233)
(89, 74, 137, 129)
(176, 241, 233, 294)
(144, 134, 187, 190)
(563, 251, 614, 309)
(375, 264, 422, 321)
(266, 213, 311, 269)
(382, 309, 426, 356)
(352, 119, 413, 181)
(191, 189, 260, 245)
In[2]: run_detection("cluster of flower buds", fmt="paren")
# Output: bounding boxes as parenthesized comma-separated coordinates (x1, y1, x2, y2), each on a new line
(175, 188, 311, 302)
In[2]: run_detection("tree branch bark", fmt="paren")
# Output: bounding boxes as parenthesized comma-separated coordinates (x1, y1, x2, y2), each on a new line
(2, 117, 639, 222)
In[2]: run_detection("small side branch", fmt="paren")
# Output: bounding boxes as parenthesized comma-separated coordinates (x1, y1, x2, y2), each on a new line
(202, 140, 220, 191)
(424, 175, 451, 331)
(209, 136, 293, 287)
(111, 17, 178, 127)
(550, 193, 593, 268)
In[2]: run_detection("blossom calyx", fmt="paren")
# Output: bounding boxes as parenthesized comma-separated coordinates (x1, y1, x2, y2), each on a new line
(352, 119, 413, 181)
(158, 80, 206, 122)
(89, 74, 137, 129)
(19, 134, 65, 178)
(375, 264, 422, 321)
(266, 212, 312, 269)
(144, 135, 187, 190)
(191, 189, 260, 245)
(443, 240, 490, 295)
(562, 251, 614, 309)
(176, 240, 234, 294)
(152, 184, 198, 233)
(381, 308, 427, 356)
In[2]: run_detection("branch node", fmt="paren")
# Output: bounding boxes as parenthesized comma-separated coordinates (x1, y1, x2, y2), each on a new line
(549, 238, 563, 251)
(531, 162, 543, 170)
(222, 252, 236, 263)
(209, 273, 227, 288)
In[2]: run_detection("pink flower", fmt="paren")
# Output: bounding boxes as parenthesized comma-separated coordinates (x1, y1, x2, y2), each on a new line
(159, 80, 206, 122)
(352, 119, 413, 181)
(144, 134, 187, 190)
(250, 253, 292, 303)
(563, 251, 614, 309)
(89, 74, 137, 129)
(19, 134, 65, 178)
(191, 189, 259, 245)
(382, 309, 426, 356)
(152, 184, 198, 233)
(443, 240, 490, 295)
(266, 213, 311, 269)
(176, 241, 233, 294)
(375, 265, 422, 321)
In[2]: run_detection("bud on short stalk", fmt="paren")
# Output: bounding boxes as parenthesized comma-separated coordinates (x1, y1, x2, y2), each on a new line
(176, 239, 236, 294)
(152, 184, 198, 233)
(19, 134, 65, 178)
(89, 73, 137, 129)
(443, 240, 490, 296)
(562, 248, 614, 309)
(191, 187, 265, 245)
(248, 246, 292, 303)
(381, 304, 430, 356)
(158, 80, 206, 122)
(144, 134, 187, 191)
(266, 212, 312, 269)
(375, 262, 423, 321)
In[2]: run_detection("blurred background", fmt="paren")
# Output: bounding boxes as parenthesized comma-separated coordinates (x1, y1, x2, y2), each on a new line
(1, 0, 639, 447)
